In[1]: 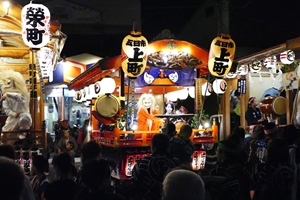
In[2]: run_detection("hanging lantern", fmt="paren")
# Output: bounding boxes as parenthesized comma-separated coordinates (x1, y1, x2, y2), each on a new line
(212, 79, 227, 94)
(178, 88, 189, 100)
(188, 86, 195, 98)
(236, 64, 249, 76)
(37, 47, 54, 81)
(208, 34, 236, 78)
(225, 72, 237, 79)
(202, 82, 212, 96)
(280, 50, 295, 65)
(99, 77, 116, 94)
(250, 61, 262, 73)
(263, 56, 277, 70)
(121, 31, 148, 78)
(21, 3, 51, 48)
(75, 90, 82, 102)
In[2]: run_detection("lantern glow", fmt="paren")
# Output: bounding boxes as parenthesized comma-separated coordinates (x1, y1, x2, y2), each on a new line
(208, 34, 236, 78)
(121, 31, 148, 78)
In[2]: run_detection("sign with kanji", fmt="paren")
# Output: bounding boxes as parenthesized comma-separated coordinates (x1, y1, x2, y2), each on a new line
(121, 31, 148, 78)
(21, 3, 50, 48)
(208, 34, 235, 78)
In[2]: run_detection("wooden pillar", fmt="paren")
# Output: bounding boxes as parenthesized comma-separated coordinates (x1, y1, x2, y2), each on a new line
(286, 90, 293, 124)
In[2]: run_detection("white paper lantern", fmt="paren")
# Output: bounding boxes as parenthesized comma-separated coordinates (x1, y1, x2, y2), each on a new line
(250, 61, 262, 73)
(280, 50, 295, 65)
(225, 72, 237, 79)
(202, 82, 212, 96)
(212, 79, 227, 94)
(99, 77, 116, 94)
(236, 64, 249, 75)
(264, 56, 277, 70)
(188, 87, 195, 98)
(178, 89, 189, 100)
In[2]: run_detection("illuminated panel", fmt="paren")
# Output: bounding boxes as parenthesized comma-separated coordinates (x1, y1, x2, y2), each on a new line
(192, 149, 206, 170)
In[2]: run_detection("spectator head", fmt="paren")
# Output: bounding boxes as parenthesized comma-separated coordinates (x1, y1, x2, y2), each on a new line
(264, 122, 278, 137)
(178, 124, 193, 140)
(162, 169, 205, 200)
(234, 90, 241, 98)
(0, 156, 25, 200)
(280, 124, 299, 145)
(151, 133, 170, 153)
(52, 152, 73, 175)
(0, 144, 16, 160)
(66, 141, 74, 150)
(80, 140, 102, 165)
(231, 127, 245, 142)
(216, 139, 238, 162)
(63, 129, 70, 139)
(161, 122, 176, 138)
(32, 155, 49, 174)
(267, 138, 289, 164)
(81, 159, 111, 192)
(252, 124, 265, 140)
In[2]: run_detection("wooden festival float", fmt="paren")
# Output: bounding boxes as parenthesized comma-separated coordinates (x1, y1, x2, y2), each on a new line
(231, 36, 300, 132)
(0, 1, 66, 174)
(68, 32, 219, 180)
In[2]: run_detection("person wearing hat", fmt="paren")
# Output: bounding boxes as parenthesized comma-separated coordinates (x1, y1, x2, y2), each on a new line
(245, 96, 266, 126)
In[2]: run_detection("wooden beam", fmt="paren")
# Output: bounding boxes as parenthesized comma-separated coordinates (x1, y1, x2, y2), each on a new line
(0, 47, 30, 58)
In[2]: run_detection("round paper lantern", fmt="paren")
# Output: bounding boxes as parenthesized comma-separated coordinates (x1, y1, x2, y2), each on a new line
(236, 64, 249, 76)
(280, 50, 295, 64)
(212, 79, 227, 94)
(75, 90, 82, 102)
(121, 31, 148, 78)
(208, 34, 236, 78)
(202, 82, 212, 96)
(188, 86, 195, 98)
(99, 77, 116, 94)
(263, 56, 277, 69)
(178, 89, 189, 100)
(225, 72, 237, 79)
(250, 61, 262, 73)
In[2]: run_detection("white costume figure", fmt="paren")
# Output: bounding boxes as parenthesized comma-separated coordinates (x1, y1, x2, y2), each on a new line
(0, 70, 32, 131)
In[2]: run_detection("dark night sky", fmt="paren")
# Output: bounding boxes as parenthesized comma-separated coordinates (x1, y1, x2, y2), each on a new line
(59, 0, 300, 58)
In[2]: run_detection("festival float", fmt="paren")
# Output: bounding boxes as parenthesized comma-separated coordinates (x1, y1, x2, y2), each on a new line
(67, 30, 240, 180)
(0, 0, 66, 174)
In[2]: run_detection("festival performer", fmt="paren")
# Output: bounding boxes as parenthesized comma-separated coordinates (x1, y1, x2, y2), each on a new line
(136, 93, 164, 131)
(0, 70, 32, 132)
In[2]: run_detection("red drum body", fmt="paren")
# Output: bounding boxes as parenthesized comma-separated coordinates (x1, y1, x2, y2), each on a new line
(259, 96, 286, 116)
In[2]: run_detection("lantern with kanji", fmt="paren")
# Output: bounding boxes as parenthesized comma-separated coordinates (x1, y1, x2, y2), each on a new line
(121, 31, 148, 78)
(208, 34, 236, 78)
(21, 3, 50, 48)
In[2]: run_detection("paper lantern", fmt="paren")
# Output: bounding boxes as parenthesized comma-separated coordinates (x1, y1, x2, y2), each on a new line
(236, 64, 249, 76)
(212, 79, 227, 94)
(225, 72, 237, 79)
(250, 61, 262, 73)
(280, 50, 295, 65)
(188, 87, 195, 98)
(94, 81, 101, 96)
(37, 47, 54, 81)
(121, 31, 148, 78)
(178, 89, 189, 100)
(263, 56, 277, 70)
(75, 91, 82, 102)
(208, 34, 236, 77)
(21, 3, 50, 48)
(99, 77, 116, 94)
(202, 82, 212, 96)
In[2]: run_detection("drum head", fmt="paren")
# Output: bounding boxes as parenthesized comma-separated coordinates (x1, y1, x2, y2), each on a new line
(272, 96, 286, 115)
(95, 94, 119, 118)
